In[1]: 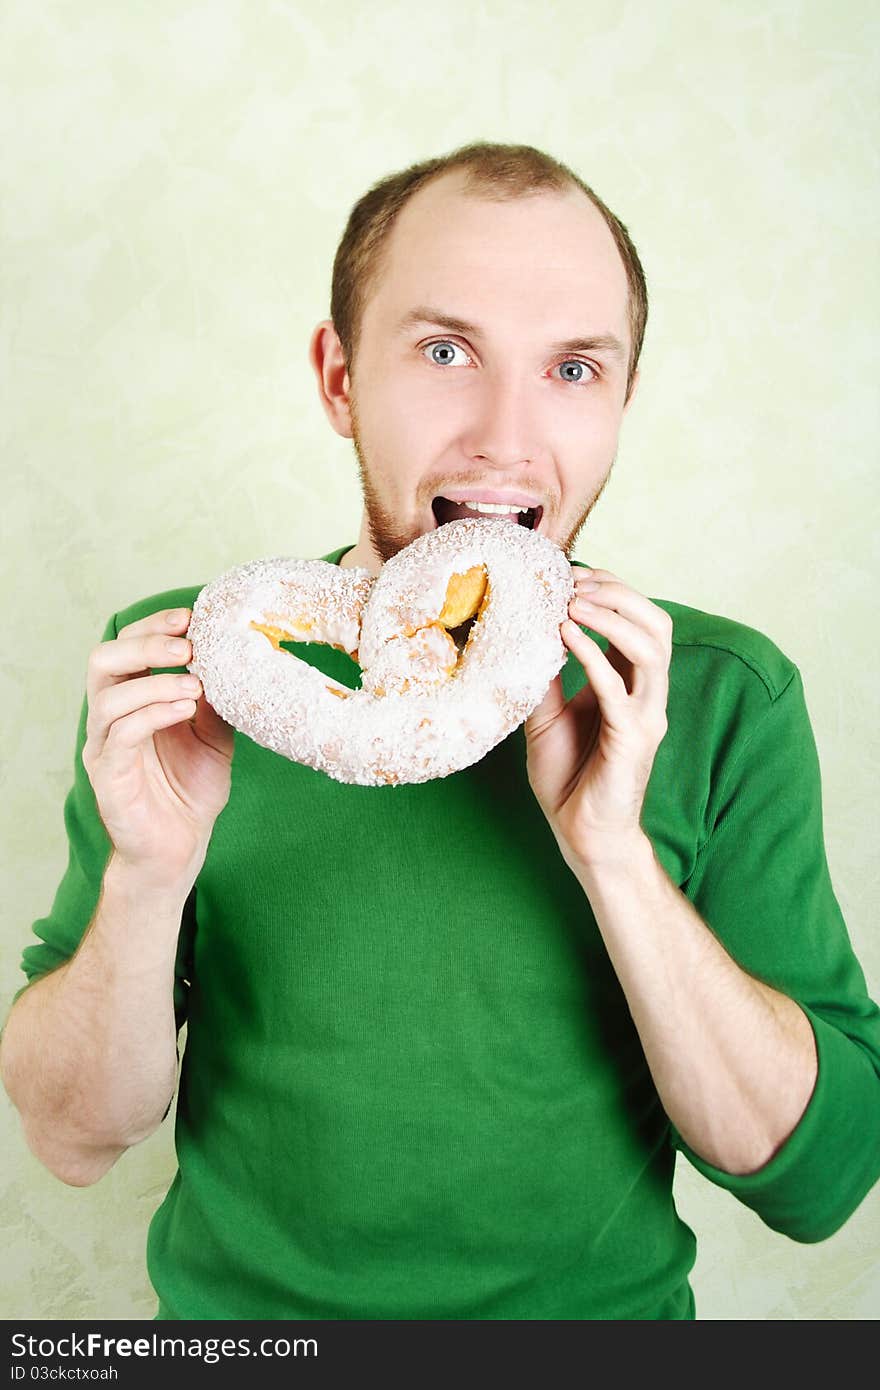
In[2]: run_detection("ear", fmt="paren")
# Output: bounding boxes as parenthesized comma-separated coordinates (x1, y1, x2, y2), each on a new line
(622, 366, 640, 413)
(309, 320, 353, 439)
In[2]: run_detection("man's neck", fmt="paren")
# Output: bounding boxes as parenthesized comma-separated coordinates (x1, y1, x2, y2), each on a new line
(338, 541, 380, 574)
(338, 516, 382, 574)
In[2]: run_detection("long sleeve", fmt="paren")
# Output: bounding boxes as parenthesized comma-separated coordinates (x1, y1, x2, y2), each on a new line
(10, 606, 196, 1034)
(675, 665, 880, 1242)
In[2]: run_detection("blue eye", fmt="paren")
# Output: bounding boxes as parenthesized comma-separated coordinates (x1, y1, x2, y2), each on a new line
(556, 359, 597, 385)
(422, 340, 470, 367)
(421, 341, 597, 383)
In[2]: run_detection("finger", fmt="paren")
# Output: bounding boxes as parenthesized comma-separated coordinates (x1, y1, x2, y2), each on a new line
(604, 638, 637, 696)
(573, 566, 626, 585)
(87, 672, 203, 756)
(98, 698, 201, 770)
(191, 695, 235, 757)
(570, 605, 668, 707)
(569, 594, 670, 702)
(573, 592, 638, 696)
(87, 611, 193, 704)
(569, 595, 659, 667)
(560, 619, 628, 716)
(525, 672, 567, 734)
(571, 565, 622, 588)
(572, 577, 672, 648)
(115, 606, 192, 643)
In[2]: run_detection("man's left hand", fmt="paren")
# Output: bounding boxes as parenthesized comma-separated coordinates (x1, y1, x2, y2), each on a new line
(524, 566, 673, 870)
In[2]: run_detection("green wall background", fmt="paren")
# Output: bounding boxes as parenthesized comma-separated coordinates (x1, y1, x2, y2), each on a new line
(3, 0, 878, 1319)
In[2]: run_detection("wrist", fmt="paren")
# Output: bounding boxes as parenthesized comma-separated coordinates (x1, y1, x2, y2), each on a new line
(560, 826, 658, 887)
(102, 851, 197, 917)
(63, 854, 193, 989)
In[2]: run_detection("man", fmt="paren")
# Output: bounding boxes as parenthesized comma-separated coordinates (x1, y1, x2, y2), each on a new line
(3, 142, 879, 1321)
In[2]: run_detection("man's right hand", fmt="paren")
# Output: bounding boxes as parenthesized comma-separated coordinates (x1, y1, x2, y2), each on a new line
(82, 607, 234, 889)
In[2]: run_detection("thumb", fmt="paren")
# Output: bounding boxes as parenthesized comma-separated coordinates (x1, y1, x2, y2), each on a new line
(524, 672, 567, 739)
(193, 695, 235, 758)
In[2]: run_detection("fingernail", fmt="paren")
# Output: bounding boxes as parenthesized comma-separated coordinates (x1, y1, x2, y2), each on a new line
(166, 638, 190, 656)
(577, 580, 601, 593)
(166, 608, 187, 625)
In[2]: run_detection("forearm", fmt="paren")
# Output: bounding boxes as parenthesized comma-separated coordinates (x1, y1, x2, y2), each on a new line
(0, 855, 187, 1186)
(571, 832, 818, 1175)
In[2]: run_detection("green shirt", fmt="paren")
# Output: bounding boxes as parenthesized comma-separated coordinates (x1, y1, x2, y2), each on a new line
(14, 547, 880, 1320)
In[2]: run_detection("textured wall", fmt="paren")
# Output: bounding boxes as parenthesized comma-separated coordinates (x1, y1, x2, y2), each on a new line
(2, 0, 878, 1320)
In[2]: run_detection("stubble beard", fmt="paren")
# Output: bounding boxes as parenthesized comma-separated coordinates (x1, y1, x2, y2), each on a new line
(349, 403, 613, 566)
(351, 428, 423, 565)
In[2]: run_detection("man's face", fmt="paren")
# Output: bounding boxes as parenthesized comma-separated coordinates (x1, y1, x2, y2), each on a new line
(335, 171, 636, 565)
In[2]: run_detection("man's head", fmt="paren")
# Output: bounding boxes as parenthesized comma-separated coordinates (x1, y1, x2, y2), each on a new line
(310, 142, 647, 572)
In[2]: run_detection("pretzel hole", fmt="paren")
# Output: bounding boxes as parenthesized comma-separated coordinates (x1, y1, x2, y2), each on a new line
(439, 568, 491, 663)
(249, 620, 362, 690)
(446, 615, 477, 654)
(249, 619, 302, 649)
(438, 566, 488, 628)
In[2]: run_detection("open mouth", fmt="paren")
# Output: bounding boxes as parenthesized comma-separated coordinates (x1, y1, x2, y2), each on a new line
(431, 497, 543, 531)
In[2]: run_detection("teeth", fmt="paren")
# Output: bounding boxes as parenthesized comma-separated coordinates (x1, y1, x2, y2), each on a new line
(448, 500, 531, 515)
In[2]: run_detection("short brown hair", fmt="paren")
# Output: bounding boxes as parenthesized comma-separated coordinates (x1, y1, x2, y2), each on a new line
(330, 141, 648, 401)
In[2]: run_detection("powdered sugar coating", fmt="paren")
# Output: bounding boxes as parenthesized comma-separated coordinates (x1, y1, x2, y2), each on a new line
(187, 518, 574, 786)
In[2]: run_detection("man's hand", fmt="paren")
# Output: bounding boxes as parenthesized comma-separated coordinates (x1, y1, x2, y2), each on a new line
(0, 607, 236, 1186)
(525, 566, 673, 870)
(525, 568, 819, 1175)
(82, 607, 234, 891)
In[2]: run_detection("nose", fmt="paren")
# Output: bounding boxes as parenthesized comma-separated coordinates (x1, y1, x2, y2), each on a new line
(460, 370, 539, 472)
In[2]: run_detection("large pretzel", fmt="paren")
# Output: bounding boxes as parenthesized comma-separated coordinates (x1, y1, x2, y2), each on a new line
(187, 517, 573, 786)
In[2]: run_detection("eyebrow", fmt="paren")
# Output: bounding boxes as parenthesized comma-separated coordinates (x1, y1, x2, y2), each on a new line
(395, 305, 627, 361)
